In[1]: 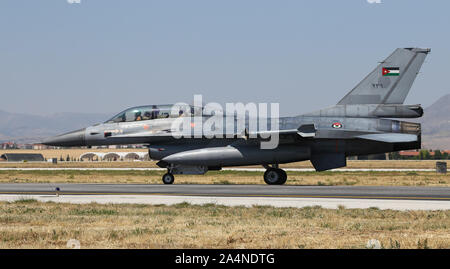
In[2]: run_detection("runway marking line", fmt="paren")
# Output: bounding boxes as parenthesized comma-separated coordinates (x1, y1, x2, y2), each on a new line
(0, 191, 449, 201)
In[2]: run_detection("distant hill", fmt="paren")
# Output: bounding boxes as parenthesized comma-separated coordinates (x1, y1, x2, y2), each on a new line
(418, 94, 450, 150)
(0, 110, 110, 144)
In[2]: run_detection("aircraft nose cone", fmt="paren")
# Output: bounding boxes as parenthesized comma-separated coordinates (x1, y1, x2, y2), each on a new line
(42, 128, 86, 147)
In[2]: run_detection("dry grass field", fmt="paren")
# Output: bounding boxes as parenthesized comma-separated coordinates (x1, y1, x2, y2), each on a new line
(0, 200, 448, 249)
(0, 150, 448, 249)
(0, 170, 448, 186)
(1, 149, 449, 169)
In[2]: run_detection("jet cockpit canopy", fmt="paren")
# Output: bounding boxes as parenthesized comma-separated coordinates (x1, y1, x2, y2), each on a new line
(105, 104, 204, 123)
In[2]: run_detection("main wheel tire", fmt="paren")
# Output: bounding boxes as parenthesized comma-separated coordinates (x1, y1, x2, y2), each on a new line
(263, 168, 282, 185)
(264, 168, 287, 185)
(162, 173, 175, 184)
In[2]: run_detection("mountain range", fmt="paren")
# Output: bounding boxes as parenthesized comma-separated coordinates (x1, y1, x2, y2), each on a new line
(1, 94, 449, 149)
(0, 110, 110, 144)
(418, 94, 450, 150)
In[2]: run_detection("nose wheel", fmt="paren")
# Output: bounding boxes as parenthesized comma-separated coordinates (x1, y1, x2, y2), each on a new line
(162, 172, 175, 184)
(263, 167, 287, 185)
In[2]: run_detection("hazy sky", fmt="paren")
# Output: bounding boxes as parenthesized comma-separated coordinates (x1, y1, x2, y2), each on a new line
(0, 0, 449, 116)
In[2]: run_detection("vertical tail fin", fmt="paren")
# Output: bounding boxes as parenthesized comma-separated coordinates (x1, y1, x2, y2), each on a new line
(337, 48, 430, 105)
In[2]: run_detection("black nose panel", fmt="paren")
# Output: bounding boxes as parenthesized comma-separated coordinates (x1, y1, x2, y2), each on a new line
(42, 128, 86, 147)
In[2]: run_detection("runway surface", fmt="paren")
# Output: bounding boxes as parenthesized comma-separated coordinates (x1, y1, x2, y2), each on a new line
(0, 167, 437, 172)
(0, 183, 449, 200)
(1, 184, 449, 210)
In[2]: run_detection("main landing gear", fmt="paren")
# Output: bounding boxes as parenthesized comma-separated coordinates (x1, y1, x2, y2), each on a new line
(263, 165, 287, 185)
(162, 172, 175, 184)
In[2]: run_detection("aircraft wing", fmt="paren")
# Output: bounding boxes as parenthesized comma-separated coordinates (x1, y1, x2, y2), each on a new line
(111, 124, 317, 140)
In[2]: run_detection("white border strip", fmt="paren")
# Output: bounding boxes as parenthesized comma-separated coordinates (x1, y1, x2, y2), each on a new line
(1, 194, 449, 211)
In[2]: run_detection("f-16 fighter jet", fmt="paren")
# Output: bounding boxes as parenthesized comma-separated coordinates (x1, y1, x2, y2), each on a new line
(43, 48, 430, 185)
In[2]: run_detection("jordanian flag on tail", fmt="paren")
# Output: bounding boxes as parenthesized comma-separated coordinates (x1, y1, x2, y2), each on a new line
(382, 67, 400, 76)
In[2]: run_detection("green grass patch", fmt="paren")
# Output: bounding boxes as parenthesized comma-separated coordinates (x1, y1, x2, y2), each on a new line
(12, 198, 37, 204)
(69, 208, 119, 216)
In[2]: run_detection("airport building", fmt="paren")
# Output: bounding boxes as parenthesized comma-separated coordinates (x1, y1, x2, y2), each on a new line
(79, 152, 149, 161)
(0, 153, 45, 162)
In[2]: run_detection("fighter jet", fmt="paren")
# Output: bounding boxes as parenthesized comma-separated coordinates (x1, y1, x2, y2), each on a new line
(42, 48, 430, 185)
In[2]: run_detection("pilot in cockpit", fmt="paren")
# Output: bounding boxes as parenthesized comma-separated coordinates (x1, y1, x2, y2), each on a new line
(143, 111, 151, 120)
(135, 111, 142, 121)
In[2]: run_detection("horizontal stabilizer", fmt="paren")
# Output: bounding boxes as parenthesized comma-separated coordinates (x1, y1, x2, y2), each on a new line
(356, 133, 417, 143)
(303, 104, 423, 118)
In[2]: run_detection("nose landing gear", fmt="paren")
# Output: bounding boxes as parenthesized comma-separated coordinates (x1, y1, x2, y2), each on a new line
(162, 172, 175, 184)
